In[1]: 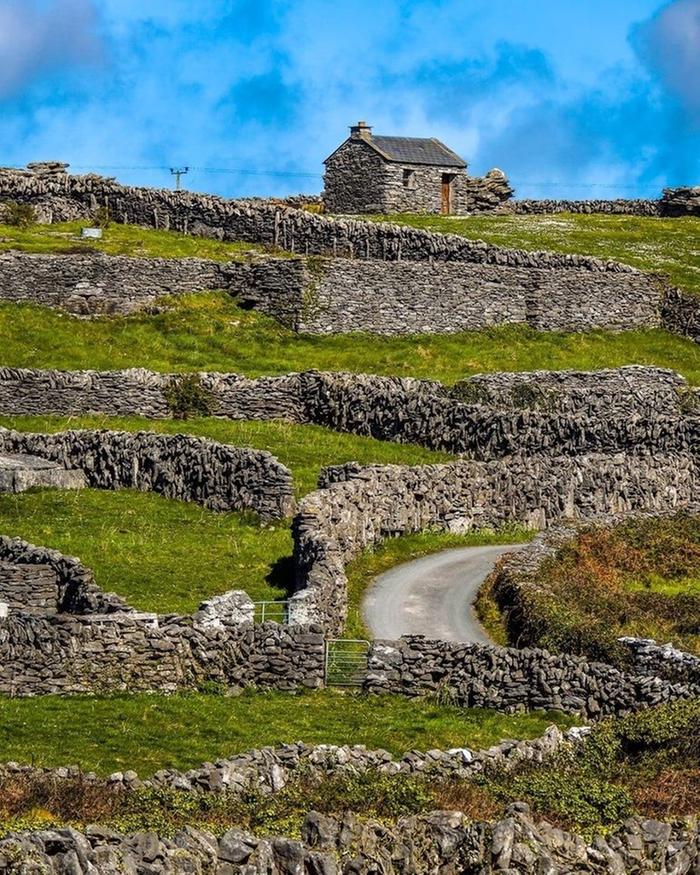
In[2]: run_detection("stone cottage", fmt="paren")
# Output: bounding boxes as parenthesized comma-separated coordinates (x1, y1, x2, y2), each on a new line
(323, 121, 512, 215)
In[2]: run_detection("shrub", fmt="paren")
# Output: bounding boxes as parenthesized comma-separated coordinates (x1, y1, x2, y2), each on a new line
(92, 205, 111, 229)
(2, 201, 36, 228)
(163, 374, 216, 420)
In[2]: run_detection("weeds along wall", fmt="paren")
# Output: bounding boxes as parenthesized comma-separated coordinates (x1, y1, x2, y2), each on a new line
(292, 452, 698, 633)
(0, 366, 697, 459)
(0, 428, 295, 520)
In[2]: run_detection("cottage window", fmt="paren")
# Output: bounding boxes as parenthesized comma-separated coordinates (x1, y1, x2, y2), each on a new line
(402, 169, 416, 188)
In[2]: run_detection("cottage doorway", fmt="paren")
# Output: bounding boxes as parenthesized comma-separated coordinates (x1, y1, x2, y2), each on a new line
(441, 174, 452, 214)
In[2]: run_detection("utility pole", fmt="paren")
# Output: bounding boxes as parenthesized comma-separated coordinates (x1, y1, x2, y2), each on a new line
(170, 167, 189, 190)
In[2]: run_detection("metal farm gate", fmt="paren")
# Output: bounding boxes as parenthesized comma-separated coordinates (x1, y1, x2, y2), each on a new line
(324, 639, 370, 687)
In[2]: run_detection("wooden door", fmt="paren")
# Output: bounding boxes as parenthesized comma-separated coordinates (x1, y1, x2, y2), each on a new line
(441, 174, 451, 214)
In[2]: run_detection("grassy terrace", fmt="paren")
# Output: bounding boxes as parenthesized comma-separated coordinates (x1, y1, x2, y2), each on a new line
(370, 212, 700, 297)
(0, 220, 267, 261)
(2, 295, 698, 384)
(0, 690, 573, 776)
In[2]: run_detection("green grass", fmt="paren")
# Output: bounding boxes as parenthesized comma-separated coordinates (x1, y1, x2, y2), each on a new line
(0, 689, 574, 776)
(2, 294, 698, 384)
(0, 489, 292, 613)
(344, 527, 534, 639)
(370, 213, 700, 297)
(0, 220, 270, 261)
(0, 415, 452, 498)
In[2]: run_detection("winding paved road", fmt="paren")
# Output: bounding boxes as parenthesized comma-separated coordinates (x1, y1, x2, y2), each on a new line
(362, 544, 525, 643)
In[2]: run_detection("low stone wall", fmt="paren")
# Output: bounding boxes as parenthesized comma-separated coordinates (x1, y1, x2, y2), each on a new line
(619, 637, 700, 689)
(1, 366, 696, 460)
(0, 725, 574, 793)
(0, 428, 295, 520)
(0, 535, 127, 615)
(293, 452, 698, 631)
(0, 164, 675, 267)
(0, 250, 232, 315)
(661, 286, 700, 344)
(365, 636, 696, 718)
(0, 610, 325, 695)
(0, 803, 697, 872)
(511, 199, 661, 216)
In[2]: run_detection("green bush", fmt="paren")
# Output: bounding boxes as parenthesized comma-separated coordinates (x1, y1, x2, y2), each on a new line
(163, 373, 216, 419)
(2, 201, 36, 228)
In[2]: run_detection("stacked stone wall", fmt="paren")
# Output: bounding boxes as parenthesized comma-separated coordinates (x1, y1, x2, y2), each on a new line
(293, 452, 698, 632)
(0, 428, 295, 520)
(364, 636, 697, 718)
(512, 199, 662, 215)
(0, 250, 232, 315)
(0, 806, 698, 873)
(0, 610, 325, 696)
(1, 366, 696, 461)
(1, 249, 679, 335)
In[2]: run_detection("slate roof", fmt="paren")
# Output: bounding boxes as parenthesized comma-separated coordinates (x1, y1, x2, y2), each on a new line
(369, 136, 466, 168)
(324, 133, 467, 168)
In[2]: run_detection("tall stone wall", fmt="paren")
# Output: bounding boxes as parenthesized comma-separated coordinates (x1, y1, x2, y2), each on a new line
(295, 256, 666, 334)
(1, 248, 680, 336)
(0, 366, 696, 460)
(0, 428, 295, 520)
(365, 636, 696, 718)
(293, 452, 698, 632)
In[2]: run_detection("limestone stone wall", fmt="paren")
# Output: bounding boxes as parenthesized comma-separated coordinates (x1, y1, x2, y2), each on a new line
(0, 611, 325, 696)
(512, 199, 662, 216)
(0, 535, 128, 614)
(3, 246, 679, 336)
(0, 806, 698, 873)
(0, 428, 295, 520)
(365, 636, 696, 718)
(661, 286, 700, 344)
(1, 366, 695, 461)
(0, 164, 668, 266)
(0, 250, 231, 315)
(294, 256, 665, 335)
(293, 452, 698, 632)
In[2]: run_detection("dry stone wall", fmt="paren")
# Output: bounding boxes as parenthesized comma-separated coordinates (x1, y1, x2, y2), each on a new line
(512, 199, 662, 216)
(0, 536, 127, 615)
(294, 452, 698, 632)
(364, 636, 697, 718)
(1, 366, 696, 460)
(0, 805, 698, 874)
(0, 610, 325, 696)
(0, 250, 231, 315)
(0, 164, 670, 266)
(0, 428, 295, 520)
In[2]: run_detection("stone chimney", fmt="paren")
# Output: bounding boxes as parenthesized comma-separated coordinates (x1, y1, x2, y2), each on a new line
(350, 121, 372, 141)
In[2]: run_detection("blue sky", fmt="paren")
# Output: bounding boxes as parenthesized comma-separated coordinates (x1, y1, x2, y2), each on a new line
(0, 0, 698, 198)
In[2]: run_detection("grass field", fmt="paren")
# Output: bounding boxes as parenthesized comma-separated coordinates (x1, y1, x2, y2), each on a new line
(2, 295, 698, 384)
(0, 220, 269, 261)
(0, 689, 573, 776)
(0, 489, 292, 613)
(371, 213, 700, 297)
(0, 414, 451, 498)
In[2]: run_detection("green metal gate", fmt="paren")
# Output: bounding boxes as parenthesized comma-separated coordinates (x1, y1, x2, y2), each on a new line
(324, 639, 370, 687)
